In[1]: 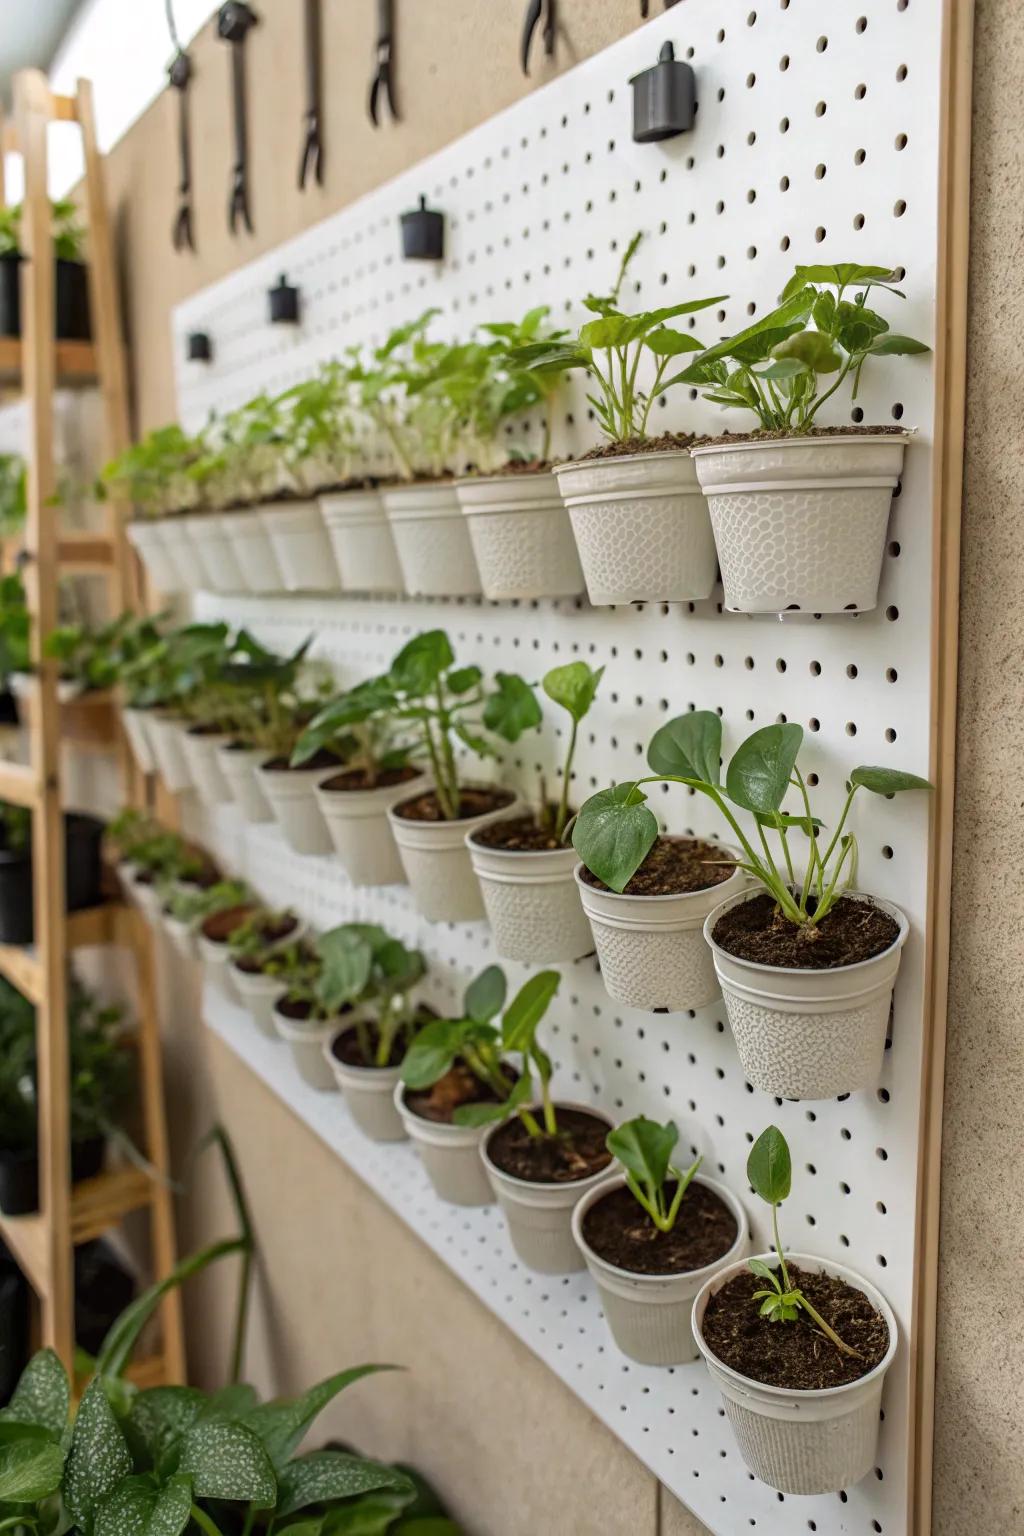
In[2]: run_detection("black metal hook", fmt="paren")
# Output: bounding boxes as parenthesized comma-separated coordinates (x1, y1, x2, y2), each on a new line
(217, 1, 259, 235)
(168, 50, 195, 252)
(368, 0, 399, 127)
(521, 0, 556, 76)
(298, 0, 324, 188)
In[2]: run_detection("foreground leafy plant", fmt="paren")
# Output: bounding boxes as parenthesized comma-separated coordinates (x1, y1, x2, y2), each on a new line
(606, 1116, 702, 1234)
(572, 711, 929, 928)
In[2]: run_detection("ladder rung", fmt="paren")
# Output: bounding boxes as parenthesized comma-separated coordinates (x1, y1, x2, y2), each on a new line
(0, 760, 41, 808)
(0, 1211, 48, 1297)
(58, 535, 115, 571)
(71, 1167, 155, 1245)
(0, 942, 44, 1004)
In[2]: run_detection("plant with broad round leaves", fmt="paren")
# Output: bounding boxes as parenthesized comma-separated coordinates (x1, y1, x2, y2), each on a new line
(572, 710, 930, 928)
(605, 1116, 703, 1234)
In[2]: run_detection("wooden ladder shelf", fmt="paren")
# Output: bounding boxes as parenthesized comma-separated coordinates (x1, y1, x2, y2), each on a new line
(0, 72, 184, 1383)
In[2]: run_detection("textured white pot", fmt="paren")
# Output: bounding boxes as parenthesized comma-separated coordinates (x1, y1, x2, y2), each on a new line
(693, 1252, 898, 1494)
(130, 872, 165, 929)
(573, 1173, 749, 1365)
(121, 706, 157, 775)
(231, 962, 286, 1038)
(455, 470, 584, 600)
(161, 909, 199, 962)
(261, 499, 340, 592)
(320, 489, 405, 594)
(125, 520, 186, 595)
(553, 450, 717, 604)
(147, 713, 194, 794)
(481, 1104, 614, 1273)
(315, 771, 425, 887)
(395, 1084, 493, 1205)
(382, 481, 481, 597)
(325, 1027, 407, 1142)
(272, 1002, 339, 1090)
(574, 846, 745, 1011)
(258, 761, 338, 855)
(187, 513, 247, 593)
(231, 507, 285, 594)
(467, 829, 593, 964)
(197, 930, 239, 995)
(704, 888, 909, 1099)
(180, 728, 233, 807)
(216, 743, 273, 823)
(691, 433, 909, 614)
(387, 788, 518, 923)
(178, 512, 223, 591)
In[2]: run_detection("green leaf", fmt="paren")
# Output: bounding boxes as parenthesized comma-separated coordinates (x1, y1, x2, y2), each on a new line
(726, 724, 804, 815)
(571, 783, 658, 894)
(500, 971, 560, 1054)
(63, 1378, 134, 1528)
(317, 929, 374, 1014)
(464, 966, 507, 1026)
(125, 1386, 205, 1470)
(453, 1067, 530, 1128)
(541, 662, 603, 725)
(0, 1349, 69, 1437)
(202, 1383, 260, 1419)
(445, 665, 482, 696)
(770, 331, 843, 374)
(867, 332, 930, 356)
(694, 288, 817, 367)
(94, 1473, 193, 1536)
(320, 1489, 418, 1535)
(400, 1019, 467, 1090)
(178, 1418, 277, 1507)
(747, 1126, 792, 1207)
(275, 1451, 413, 1519)
(849, 766, 931, 795)
(394, 1522, 464, 1536)
(0, 1437, 65, 1502)
(747, 1257, 782, 1289)
(389, 631, 454, 696)
(646, 711, 721, 785)
(243, 1366, 395, 1470)
(607, 1117, 678, 1194)
(481, 673, 542, 743)
(645, 327, 704, 358)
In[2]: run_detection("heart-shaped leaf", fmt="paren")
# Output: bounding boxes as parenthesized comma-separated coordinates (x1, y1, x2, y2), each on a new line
(0, 1349, 70, 1437)
(64, 1379, 133, 1528)
(747, 1126, 792, 1207)
(726, 724, 803, 815)
(178, 1419, 277, 1507)
(850, 766, 931, 795)
(124, 1386, 205, 1471)
(464, 966, 506, 1026)
(647, 711, 721, 786)
(94, 1472, 193, 1536)
(571, 783, 658, 894)
(482, 673, 542, 744)
(541, 662, 603, 725)
(607, 1117, 678, 1193)
(0, 1437, 65, 1502)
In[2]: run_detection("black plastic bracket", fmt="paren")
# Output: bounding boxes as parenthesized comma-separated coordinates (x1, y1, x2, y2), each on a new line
(631, 40, 695, 143)
(400, 197, 445, 261)
(268, 274, 301, 324)
(186, 331, 213, 362)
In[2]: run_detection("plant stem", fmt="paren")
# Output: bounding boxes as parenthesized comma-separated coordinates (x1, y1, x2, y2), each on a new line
(518, 1107, 544, 1138)
(554, 718, 578, 839)
(191, 1508, 226, 1536)
(796, 1293, 864, 1360)
(540, 1074, 558, 1136)
(241, 1508, 256, 1536)
(772, 1202, 791, 1292)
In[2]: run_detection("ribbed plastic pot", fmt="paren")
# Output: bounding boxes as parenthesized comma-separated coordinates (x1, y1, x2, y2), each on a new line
(273, 1004, 339, 1091)
(161, 909, 199, 962)
(394, 1085, 493, 1205)
(232, 508, 285, 593)
(387, 788, 519, 923)
(382, 482, 481, 597)
(129, 872, 165, 929)
(160, 519, 200, 590)
(180, 729, 233, 807)
(455, 470, 584, 600)
(258, 761, 338, 855)
(320, 489, 405, 594)
(231, 964, 286, 1038)
(481, 1104, 614, 1273)
(572, 1172, 749, 1364)
(692, 1252, 898, 1494)
(217, 743, 273, 823)
(147, 714, 194, 794)
(690, 434, 909, 614)
(260, 500, 340, 592)
(197, 931, 237, 995)
(121, 706, 157, 775)
(325, 1027, 407, 1142)
(187, 513, 246, 593)
(553, 450, 717, 604)
(704, 888, 909, 1100)
(177, 513, 222, 590)
(467, 829, 593, 964)
(315, 771, 426, 887)
(574, 847, 746, 1011)
(125, 521, 185, 595)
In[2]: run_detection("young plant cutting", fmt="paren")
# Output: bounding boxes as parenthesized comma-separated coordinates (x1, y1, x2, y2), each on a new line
(574, 709, 929, 1098)
(693, 1125, 896, 1495)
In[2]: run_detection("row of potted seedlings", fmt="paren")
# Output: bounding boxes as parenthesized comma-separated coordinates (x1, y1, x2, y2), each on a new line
(119, 255, 928, 616)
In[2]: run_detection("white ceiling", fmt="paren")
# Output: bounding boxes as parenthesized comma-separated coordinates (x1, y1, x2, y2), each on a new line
(0, 0, 90, 107)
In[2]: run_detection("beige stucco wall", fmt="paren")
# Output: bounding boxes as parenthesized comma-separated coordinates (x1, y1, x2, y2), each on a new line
(93, 1, 1023, 1532)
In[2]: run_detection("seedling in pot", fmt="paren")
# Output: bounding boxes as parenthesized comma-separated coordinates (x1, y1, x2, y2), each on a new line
(291, 674, 415, 785)
(225, 905, 300, 957)
(451, 969, 563, 1137)
(316, 923, 427, 1068)
(165, 877, 250, 926)
(477, 305, 569, 464)
(607, 1116, 702, 1234)
(401, 964, 516, 1111)
(346, 309, 458, 480)
(746, 1125, 860, 1358)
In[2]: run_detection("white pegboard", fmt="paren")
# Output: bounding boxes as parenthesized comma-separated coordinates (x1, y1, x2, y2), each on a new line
(172, 6, 953, 1533)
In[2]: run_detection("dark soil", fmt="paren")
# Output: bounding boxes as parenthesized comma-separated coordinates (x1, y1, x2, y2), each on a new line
(712, 893, 899, 969)
(576, 431, 698, 461)
(404, 1062, 517, 1125)
(701, 1263, 890, 1390)
(263, 750, 341, 773)
(487, 1107, 612, 1185)
(582, 1180, 738, 1276)
(186, 722, 229, 737)
(466, 458, 552, 478)
(316, 475, 377, 494)
(470, 812, 573, 854)
(177, 863, 221, 892)
(394, 787, 515, 823)
(201, 904, 257, 945)
(277, 994, 351, 1024)
(331, 1007, 437, 1070)
(580, 836, 735, 896)
(321, 765, 422, 795)
(700, 424, 909, 448)
(247, 912, 299, 945)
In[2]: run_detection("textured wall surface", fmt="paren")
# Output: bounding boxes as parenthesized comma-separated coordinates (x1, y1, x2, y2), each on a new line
(92, 1, 1022, 1532)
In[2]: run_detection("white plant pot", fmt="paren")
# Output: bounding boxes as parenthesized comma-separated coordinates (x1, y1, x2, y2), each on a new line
(573, 1173, 749, 1364)
(315, 771, 426, 887)
(325, 1027, 407, 1142)
(231, 963, 286, 1038)
(130, 873, 165, 929)
(161, 910, 199, 962)
(187, 513, 247, 593)
(147, 714, 194, 794)
(693, 1252, 898, 1494)
(197, 931, 238, 995)
(575, 847, 746, 1012)
(467, 830, 593, 964)
(455, 471, 584, 600)
(177, 513, 222, 591)
(553, 450, 717, 605)
(258, 761, 338, 856)
(382, 482, 481, 597)
(704, 888, 909, 1100)
(387, 788, 519, 923)
(394, 1084, 493, 1205)
(320, 489, 405, 594)
(232, 508, 285, 594)
(273, 1003, 339, 1091)
(121, 706, 157, 775)
(481, 1104, 614, 1273)
(261, 500, 340, 592)
(180, 729, 233, 807)
(217, 743, 273, 823)
(125, 520, 186, 595)
(691, 433, 909, 614)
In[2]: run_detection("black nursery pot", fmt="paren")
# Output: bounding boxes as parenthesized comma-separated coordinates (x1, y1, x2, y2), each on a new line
(0, 812, 105, 945)
(0, 690, 18, 726)
(0, 255, 92, 341)
(0, 1136, 106, 1218)
(0, 256, 21, 338)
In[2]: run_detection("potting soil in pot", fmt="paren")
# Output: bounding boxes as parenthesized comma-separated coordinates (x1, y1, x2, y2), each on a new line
(404, 1062, 515, 1124)
(471, 812, 569, 853)
(486, 1109, 612, 1183)
(712, 893, 900, 968)
(580, 835, 735, 896)
(394, 786, 515, 824)
(582, 1181, 738, 1275)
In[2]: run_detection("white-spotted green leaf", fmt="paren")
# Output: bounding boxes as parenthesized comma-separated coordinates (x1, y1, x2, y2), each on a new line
(0, 1348, 69, 1436)
(63, 1378, 133, 1527)
(125, 1387, 205, 1470)
(179, 1418, 277, 1507)
(275, 1451, 412, 1519)
(94, 1472, 193, 1536)
(242, 1366, 396, 1470)
(0, 1436, 65, 1502)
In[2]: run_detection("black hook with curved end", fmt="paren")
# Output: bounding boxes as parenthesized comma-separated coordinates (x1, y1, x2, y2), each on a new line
(521, 0, 556, 77)
(217, 1, 259, 235)
(368, 0, 399, 127)
(298, 0, 324, 188)
(168, 50, 195, 252)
